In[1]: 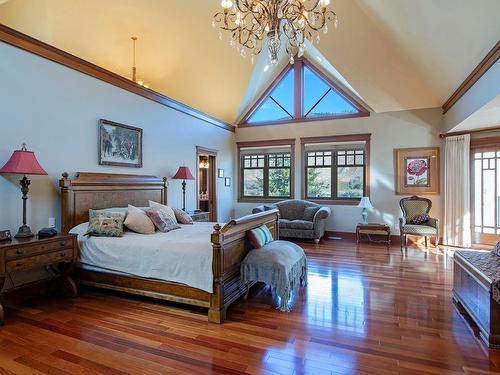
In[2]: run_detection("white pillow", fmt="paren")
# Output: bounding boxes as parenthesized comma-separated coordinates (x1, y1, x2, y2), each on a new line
(149, 200, 178, 224)
(124, 204, 156, 234)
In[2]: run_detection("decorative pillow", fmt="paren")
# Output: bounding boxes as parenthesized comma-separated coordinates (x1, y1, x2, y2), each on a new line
(303, 206, 320, 222)
(173, 207, 193, 224)
(409, 214, 430, 225)
(85, 210, 125, 237)
(149, 200, 178, 224)
(124, 205, 156, 234)
(493, 241, 500, 256)
(147, 208, 181, 233)
(247, 225, 274, 249)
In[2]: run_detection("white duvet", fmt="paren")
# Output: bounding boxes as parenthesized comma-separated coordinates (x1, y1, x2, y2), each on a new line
(70, 222, 217, 293)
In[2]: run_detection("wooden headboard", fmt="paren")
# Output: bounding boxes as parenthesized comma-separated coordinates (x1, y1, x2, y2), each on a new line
(59, 172, 167, 234)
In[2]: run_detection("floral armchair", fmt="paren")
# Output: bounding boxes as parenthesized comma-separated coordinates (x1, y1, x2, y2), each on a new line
(399, 196, 439, 249)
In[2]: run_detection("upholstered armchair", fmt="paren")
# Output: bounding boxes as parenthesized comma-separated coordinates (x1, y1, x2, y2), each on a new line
(252, 200, 331, 244)
(399, 196, 439, 249)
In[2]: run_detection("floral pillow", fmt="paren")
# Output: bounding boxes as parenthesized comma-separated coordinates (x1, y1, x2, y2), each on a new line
(147, 208, 181, 233)
(409, 214, 429, 225)
(85, 210, 126, 237)
(173, 207, 193, 224)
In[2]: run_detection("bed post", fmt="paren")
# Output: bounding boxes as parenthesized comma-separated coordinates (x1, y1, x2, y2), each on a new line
(59, 172, 74, 234)
(209, 223, 225, 323)
(162, 177, 168, 205)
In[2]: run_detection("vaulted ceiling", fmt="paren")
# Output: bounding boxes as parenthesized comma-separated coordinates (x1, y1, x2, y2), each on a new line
(1, 0, 499, 124)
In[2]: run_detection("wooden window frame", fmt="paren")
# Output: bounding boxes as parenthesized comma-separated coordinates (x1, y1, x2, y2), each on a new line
(237, 139, 296, 203)
(470, 136, 500, 245)
(239, 58, 370, 127)
(300, 134, 371, 205)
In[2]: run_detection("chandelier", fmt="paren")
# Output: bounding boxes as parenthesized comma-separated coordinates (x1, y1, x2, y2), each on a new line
(213, 0, 338, 65)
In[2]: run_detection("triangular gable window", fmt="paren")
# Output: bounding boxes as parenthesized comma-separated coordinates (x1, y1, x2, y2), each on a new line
(241, 59, 369, 126)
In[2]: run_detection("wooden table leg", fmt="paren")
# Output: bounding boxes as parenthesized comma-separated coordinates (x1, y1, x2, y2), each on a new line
(0, 275, 5, 325)
(49, 262, 78, 298)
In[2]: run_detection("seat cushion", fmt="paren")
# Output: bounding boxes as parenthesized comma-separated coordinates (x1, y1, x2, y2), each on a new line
(402, 224, 437, 235)
(279, 219, 313, 230)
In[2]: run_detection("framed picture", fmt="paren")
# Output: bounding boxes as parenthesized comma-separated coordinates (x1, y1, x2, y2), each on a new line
(224, 177, 231, 187)
(394, 147, 439, 195)
(218, 168, 224, 178)
(98, 119, 143, 168)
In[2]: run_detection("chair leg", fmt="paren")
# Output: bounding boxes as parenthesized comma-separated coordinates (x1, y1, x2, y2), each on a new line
(425, 236, 428, 248)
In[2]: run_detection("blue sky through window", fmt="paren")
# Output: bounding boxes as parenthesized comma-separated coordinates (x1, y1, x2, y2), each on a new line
(248, 69, 294, 123)
(303, 65, 358, 117)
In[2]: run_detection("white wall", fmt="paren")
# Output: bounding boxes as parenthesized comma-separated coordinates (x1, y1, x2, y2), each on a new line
(0, 42, 235, 285)
(235, 108, 443, 234)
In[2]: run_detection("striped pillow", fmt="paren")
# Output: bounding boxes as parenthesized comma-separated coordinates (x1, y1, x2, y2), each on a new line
(248, 225, 273, 249)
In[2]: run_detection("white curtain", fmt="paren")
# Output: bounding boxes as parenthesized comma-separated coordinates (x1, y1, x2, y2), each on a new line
(444, 134, 471, 247)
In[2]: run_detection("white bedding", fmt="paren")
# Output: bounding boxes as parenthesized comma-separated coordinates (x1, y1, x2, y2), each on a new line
(70, 222, 217, 293)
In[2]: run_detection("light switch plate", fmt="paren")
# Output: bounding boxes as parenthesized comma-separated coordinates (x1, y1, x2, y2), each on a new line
(48, 217, 56, 228)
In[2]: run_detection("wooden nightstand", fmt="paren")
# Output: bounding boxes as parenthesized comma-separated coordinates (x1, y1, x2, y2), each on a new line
(356, 223, 391, 246)
(0, 234, 78, 325)
(189, 211, 210, 222)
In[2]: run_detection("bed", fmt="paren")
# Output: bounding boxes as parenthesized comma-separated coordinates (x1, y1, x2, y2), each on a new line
(60, 172, 279, 323)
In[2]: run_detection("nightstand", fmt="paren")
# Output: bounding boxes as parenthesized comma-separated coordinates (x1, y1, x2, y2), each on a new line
(189, 211, 210, 222)
(356, 223, 391, 246)
(0, 233, 78, 325)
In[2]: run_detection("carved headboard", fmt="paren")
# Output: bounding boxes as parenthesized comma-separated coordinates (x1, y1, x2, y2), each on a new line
(59, 172, 167, 234)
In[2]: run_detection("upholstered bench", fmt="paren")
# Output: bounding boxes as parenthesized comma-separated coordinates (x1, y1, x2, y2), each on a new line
(241, 240, 307, 312)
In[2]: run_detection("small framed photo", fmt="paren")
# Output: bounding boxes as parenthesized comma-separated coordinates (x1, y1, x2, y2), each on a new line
(224, 177, 231, 187)
(394, 147, 439, 195)
(218, 168, 224, 178)
(99, 119, 142, 168)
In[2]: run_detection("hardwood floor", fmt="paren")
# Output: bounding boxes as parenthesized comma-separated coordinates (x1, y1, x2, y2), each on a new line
(0, 239, 499, 374)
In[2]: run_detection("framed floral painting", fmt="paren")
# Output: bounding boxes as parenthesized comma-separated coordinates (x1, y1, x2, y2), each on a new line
(394, 147, 439, 195)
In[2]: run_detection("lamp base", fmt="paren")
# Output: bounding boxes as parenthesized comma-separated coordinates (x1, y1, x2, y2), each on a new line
(361, 208, 369, 225)
(15, 225, 34, 238)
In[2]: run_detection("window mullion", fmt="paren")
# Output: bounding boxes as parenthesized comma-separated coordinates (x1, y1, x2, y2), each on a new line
(264, 155, 269, 198)
(332, 151, 338, 199)
(294, 59, 303, 119)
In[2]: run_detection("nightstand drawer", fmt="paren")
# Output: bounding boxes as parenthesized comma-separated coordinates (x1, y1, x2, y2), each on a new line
(6, 249, 73, 272)
(6, 238, 73, 259)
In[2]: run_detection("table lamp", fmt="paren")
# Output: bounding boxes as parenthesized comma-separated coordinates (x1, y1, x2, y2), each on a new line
(0, 144, 48, 238)
(172, 166, 195, 211)
(357, 196, 373, 225)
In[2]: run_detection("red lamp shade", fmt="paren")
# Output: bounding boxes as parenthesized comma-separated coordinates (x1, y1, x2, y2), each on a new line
(172, 166, 194, 180)
(0, 149, 47, 175)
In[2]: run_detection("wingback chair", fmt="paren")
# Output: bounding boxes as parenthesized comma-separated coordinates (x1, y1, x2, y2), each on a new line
(399, 196, 439, 249)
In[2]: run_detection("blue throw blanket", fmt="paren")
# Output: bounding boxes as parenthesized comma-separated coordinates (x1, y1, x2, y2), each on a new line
(241, 240, 308, 311)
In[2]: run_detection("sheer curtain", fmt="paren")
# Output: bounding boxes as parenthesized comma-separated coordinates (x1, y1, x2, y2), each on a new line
(444, 134, 471, 247)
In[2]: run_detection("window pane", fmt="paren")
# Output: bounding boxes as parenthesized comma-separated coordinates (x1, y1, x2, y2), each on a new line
(337, 167, 363, 198)
(243, 169, 264, 196)
(307, 167, 331, 198)
(247, 69, 294, 123)
(248, 97, 293, 123)
(475, 159, 482, 226)
(483, 169, 495, 227)
(306, 90, 358, 117)
(269, 168, 290, 197)
(303, 65, 331, 114)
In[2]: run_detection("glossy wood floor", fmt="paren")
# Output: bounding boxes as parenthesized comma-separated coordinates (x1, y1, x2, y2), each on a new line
(1, 239, 499, 375)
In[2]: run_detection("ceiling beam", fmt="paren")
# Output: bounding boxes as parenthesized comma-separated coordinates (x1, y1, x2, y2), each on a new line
(442, 41, 500, 114)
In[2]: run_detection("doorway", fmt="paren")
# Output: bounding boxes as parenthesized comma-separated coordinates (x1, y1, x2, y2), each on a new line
(196, 146, 218, 222)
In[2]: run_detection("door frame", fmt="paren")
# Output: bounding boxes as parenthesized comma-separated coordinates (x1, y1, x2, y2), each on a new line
(196, 146, 218, 222)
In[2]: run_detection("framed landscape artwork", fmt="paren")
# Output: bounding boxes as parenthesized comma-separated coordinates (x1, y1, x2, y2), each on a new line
(394, 147, 439, 195)
(98, 119, 143, 168)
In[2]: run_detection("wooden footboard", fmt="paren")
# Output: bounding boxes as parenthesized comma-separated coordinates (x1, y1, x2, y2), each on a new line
(209, 210, 279, 323)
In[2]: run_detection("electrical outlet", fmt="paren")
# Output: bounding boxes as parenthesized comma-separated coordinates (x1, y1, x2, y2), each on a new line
(48, 217, 56, 228)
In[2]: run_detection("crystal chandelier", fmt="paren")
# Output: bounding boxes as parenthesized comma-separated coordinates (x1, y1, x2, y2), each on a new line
(213, 0, 338, 65)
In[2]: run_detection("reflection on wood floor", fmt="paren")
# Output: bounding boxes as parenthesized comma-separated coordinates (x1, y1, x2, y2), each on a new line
(0, 239, 499, 374)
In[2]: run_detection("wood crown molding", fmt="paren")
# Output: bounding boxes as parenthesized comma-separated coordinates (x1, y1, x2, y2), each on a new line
(300, 133, 371, 144)
(236, 138, 296, 148)
(0, 24, 234, 133)
(442, 41, 500, 114)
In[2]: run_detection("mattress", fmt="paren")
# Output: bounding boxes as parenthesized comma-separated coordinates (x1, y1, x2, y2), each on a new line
(70, 222, 217, 293)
